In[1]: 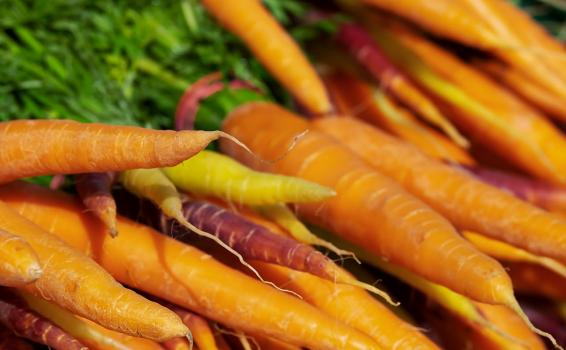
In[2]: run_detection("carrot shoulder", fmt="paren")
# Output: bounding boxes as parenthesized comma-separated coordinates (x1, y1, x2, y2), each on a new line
(220, 102, 511, 305)
(0, 182, 383, 350)
(0, 229, 42, 287)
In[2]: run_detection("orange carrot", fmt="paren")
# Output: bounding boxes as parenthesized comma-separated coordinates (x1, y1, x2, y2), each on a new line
(75, 172, 118, 237)
(0, 198, 186, 340)
(220, 102, 510, 305)
(201, 0, 331, 115)
(505, 262, 566, 301)
(0, 229, 42, 288)
(162, 338, 190, 350)
(251, 333, 300, 350)
(0, 182, 384, 350)
(0, 119, 240, 183)
(253, 262, 440, 350)
(0, 290, 87, 350)
(0, 325, 34, 350)
(323, 70, 474, 164)
(169, 307, 217, 350)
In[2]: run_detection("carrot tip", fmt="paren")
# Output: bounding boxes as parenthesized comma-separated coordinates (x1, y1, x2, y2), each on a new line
(186, 332, 194, 350)
(508, 298, 564, 350)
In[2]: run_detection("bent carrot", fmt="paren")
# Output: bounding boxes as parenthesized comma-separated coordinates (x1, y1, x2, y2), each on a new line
(0, 199, 186, 341)
(0, 182, 384, 350)
(169, 308, 216, 350)
(0, 326, 33, 350)
(0, 290, 87, 350)
(19, 291, 163, 350)
(0, 229, 42, 288)
(75, 172, 118, 237)
(220, 102, 511, 305)
(506, 262, 566, 301)
(253, 262, 440, 350)
(0, 119, 240, 183)
(201, 0, 331, 115)
(463, 231, 566, 279)
(162, 150, 336, 205)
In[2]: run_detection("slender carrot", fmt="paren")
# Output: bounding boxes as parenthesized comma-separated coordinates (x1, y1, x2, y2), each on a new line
(251, 333, 301, 350)
(0, 119, 242, 183)
(0, 290, 87, 350)
(0, 181, 384, 350)
(323, 70, 475, 165)
(335, 22, 468, 148)
(463, 231, 566, 279)
(162, 338, 190, 350)
(169, 308, 216, 350)
(162, 150, 336, 205)
(75, 172, 118, 237)
(0, 325, 34, 350)
(505, 262, 566, 301)
(0, 229, 42, 287)
(253, 262, 441, 350)
(0, 199, 186, 340)
(19, 291, 164, 350)
(220, 102, 511, 305)
(201, 0, 332, 115)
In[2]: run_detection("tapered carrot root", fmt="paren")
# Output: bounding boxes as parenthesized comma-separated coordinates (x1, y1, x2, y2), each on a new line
(336, 22, 467, 148)
(0, 291, 87, 350)
(162, 150, 336, 205)
(322, 70, 474, 165)
(0, 198, 186, 341)
(0, 119, 238, 183)
(0, 229, 42, 287)
(19, 291, 165, 350)
(75, 173, 118, 237)
(506, 262, 566, 301)
(221, 102, 511, 305)
(0, 182, 384, 350)
(201, 0, 331, 115)
(170, 307, 216, 350)
(461, 165, 566, 214)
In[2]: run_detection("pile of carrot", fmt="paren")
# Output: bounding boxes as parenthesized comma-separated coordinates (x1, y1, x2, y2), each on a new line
(2, 0, 566, 349)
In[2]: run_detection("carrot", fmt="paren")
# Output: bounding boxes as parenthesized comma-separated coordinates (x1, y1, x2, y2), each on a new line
(220, 102, 511, 305)
(158, 198, 393, 302)
(463, 231, 566, 279)
(200, 0, 331, 115)
(0, 199, 186, 340)
(19, 291, 164, 350)
(75, 172, 118, 237)
(323, 70, 475, 165)
(505, 262, 566, 301)
(0, 229, 42, 288)
(0, 181, 384, 350)
(251, 333, 301, 350)
(460, 165, 566, 215)
(253, 262, 440, 350)
(162, 150, 336, 205)
(162, 338, 191, 350)
(335, 22, 468, 148)
(169, 307, 216, 350)
(0, 119, 242, 183)
(0, 325, 34, 350)
(0, 290, 87, 350)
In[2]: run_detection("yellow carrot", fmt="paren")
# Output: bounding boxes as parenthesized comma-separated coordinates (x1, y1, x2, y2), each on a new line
(162, 150, 336, 205)
(0, 229, 42, 287)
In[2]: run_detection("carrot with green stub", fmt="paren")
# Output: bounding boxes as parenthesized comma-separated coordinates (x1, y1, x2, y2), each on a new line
(75, 172, 117, 237)
(18, 291, 164, 350)
(162, 150, 336, 205)
(0, 119, 245, 184)
(221, 102, 511, 305)
(0, 229, 42, 288)
(0, 290, 87, 350)
(200, 0, 331, 115)
(0, 198, 186, 341)
(0, 182, 383, 350)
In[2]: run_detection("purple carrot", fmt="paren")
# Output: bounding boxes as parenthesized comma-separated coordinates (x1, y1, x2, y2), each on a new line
(75, 172, 118, 237)
(0, 325, 34, 350)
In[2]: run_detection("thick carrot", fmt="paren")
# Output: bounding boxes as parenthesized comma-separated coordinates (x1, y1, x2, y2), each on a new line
(0, 119, 239, 183)
(505, 262, 566, 301)
(0, 229, 42, 287)
(253, 262, 440, 350)
(162, 150, 336, 205)
(463, 231, 566, 279)
(220, 102, 511, 305)
(169, 308, 216, 350)
(0, 182, 384, 350)
(0, 326, 33, 350)
(323, 70, 474, 165)
(335, 22, 467, 148)
(75, 172, 118, 237)
(0, 200, 186, 340)
(19, 291, 165, 350)
(314, 117, 566, 264)
(0, 290, 87, 350)
(201, 0, 331, 115)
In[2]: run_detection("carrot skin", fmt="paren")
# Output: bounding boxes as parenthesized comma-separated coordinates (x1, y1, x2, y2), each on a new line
(0, 326, 34, 350)
(162, 338, 191, 350)
(0, 182, 383, 350)
(0, 229, 42, 287)
(505, 262, 566, 301)
(75, 173, 118, 237)
(169, 307, 217, 350)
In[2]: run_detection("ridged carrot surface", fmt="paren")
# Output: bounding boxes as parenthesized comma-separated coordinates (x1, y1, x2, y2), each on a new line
(201, 0, 331, 115)
(220, 102, 510, 304)
(0, 229, 42, 287)
(169, 307, 217, 350)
